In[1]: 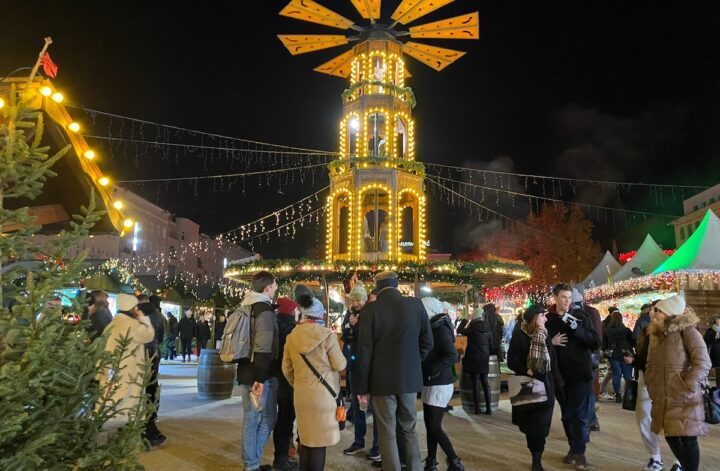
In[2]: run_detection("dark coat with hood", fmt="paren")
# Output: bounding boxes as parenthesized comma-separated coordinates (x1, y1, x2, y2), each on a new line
(546, 305, 600, 385)
(422, 313, 457, 386)
(603, 324, 635, 360)
(88, 307, 113, 341)
(484, 305, 505, 357)
(275, 313, 297, 398)
(166, 314, 178, 340)
(704, 322, 720, 368)
(138, 302, 165, 354)
(507, 326, 561, 437)
(356, 288, 433, 396)
(645, 311, 711, 437)
(459, 318, 491, 375)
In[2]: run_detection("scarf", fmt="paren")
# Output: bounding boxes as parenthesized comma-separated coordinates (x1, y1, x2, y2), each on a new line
(713, 324, 720, 340)
(521, 321, 551, 373)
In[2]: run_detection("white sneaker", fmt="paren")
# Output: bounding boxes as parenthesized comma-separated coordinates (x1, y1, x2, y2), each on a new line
(645, 458, 664, 471)
(669, 464, 682, 471)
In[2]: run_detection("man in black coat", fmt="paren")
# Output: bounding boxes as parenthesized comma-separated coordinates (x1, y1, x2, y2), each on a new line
(272, 297, 298, 471)
(137, 295, 166, 446)
(546, 283, 600, 470)
(356, 271, 434, 471)
(177, 309, 196, 362)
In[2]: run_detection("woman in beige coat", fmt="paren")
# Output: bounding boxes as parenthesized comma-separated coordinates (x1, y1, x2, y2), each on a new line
(282, 292, 346, 471)
(645, 294, 711, 471)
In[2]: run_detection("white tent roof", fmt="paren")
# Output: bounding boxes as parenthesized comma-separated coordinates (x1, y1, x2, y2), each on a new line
(613, 234, 668, 281)
(654, 209, 720, 272)
(582, 250, 622, 288)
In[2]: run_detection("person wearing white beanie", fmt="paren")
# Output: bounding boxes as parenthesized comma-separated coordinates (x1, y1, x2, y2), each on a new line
(420, 297, 465, 471)
(645, 294, 711, 471)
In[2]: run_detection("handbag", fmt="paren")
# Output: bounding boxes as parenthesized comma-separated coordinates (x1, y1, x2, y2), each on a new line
(622, 379, 638, 411)
(703, 383, 720, 425)
(299, 353, 347, 430)
(508, 375, 548, 411)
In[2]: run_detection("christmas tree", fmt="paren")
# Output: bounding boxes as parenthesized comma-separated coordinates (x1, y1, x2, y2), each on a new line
(0, 84, 152, 469)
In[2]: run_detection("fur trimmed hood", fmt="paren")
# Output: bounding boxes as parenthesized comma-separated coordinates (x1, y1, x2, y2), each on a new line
(647, 309, 700, 337)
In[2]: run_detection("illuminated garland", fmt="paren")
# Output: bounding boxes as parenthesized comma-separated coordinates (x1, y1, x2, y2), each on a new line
(225, 258, 530, 289)
(585, 269, 720, 303)
(328, 158, 425, 177)
(341, 81, 417, 108)
(618, 249, 676, 263)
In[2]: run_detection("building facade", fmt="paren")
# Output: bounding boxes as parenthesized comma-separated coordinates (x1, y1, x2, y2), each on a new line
(671, 182, 720, 247)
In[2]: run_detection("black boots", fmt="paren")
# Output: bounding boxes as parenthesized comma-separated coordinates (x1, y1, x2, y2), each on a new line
(615, 393, 622, 403)
(531, 452, 544, 471)
(423, 458, 438, 471)
(447, 457, 465, 471)
(484, 406, 492, 415)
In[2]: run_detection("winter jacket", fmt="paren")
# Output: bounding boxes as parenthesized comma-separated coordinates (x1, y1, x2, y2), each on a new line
(546, 305, 600, 384)
(633, 311, 652, 342)
(166, 315, 178, 339)
(603, 325, 635, 360)
(88, 307, 113, 341)
(197, 320, 211, 347)
(341, 308, 361, 365)
(98, 312, 155, 422)
(645, 311, 711, 437)
(355, 288, 433, 396)
(138, 303, 165, 354)
(507, 327, 561, 437)
(459, 318, 491, 375)
(275, 313, 297, 399)
(485, 309, 505, 357)
(282, 322, 346, 448)
(236, 292, 279, 385)
(704, 326, 720, 368)
(422, 314, 457, 386)
(177, 316, 196, 340)
(215, 320, 226, 343)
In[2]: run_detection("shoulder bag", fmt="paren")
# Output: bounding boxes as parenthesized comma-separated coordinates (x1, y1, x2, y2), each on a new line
(300, 353, 347, 430)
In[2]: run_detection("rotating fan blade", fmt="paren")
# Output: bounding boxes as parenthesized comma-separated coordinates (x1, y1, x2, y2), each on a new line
(403, 42, 466, 71)
(409, 12, 479, 39)
(314, 49, 355, 77)
(278, 35, 349, 55)
(349, 0, 381, 20)
(280, 0, 355, 30)
(391, 0, 454, 25)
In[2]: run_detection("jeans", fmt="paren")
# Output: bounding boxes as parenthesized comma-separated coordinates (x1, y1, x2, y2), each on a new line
(373, 393, 422, 471)
(559, 381, 593, 454)
(351, 395, 379, 449)
(609, 358, 633, 396)
(239, 378, 278, 470)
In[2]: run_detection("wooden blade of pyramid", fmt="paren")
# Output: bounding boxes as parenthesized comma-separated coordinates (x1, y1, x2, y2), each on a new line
(409, 12, 479, 39)
(280, 0, 355, 30)
(403, 42, 466, 71)
(278, 35, 349, 55)
(349, 0, 381, 20)
(391, 0, 455, 25)
(314, 49, 355, 77)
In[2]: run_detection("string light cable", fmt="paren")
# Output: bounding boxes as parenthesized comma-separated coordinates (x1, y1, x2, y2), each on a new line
(427, 174, 682, 219)
(115, 163, 329, 184)
(423, 162, 710, 191)
(67, 105, 339, 157)
(425, 175, 587, 250)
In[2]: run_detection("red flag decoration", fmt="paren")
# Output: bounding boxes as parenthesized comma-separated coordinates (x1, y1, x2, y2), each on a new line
(41, 52, 58, 78)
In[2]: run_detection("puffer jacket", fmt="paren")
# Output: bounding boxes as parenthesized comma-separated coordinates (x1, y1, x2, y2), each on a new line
(422, 313, 457, 386)
(645, 310, 711, 437)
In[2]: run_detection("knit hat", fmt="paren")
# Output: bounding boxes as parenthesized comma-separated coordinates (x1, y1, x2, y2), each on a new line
(421, 297, 444, 317)
(523, 304, 548, 323)
(349, 281, 368, 302)
(656, 294, 686, 317)
(374, 271, 399, 290)
(277, 297, 298, 316)
(301, 298, 325, 319)
(116, 293, 139, 313)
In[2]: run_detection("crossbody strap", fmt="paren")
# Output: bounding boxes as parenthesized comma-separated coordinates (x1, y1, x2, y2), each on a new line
(300, 352, 338, 399)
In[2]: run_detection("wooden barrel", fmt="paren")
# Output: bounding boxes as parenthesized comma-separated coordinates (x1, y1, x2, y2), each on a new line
(460, 355, 501, 414)
(197, 349, 236, 400)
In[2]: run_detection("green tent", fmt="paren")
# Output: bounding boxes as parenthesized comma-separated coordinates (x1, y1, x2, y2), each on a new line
(654, 210, 720, 272)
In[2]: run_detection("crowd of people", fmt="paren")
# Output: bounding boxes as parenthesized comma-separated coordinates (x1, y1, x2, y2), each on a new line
(83, 271, 720, 471)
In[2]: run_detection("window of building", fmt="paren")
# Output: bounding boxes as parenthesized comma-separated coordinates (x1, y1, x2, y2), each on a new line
(181, 231, 186, 241)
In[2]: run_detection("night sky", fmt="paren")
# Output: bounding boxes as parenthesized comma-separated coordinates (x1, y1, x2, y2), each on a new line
(3, 1, 720, 258)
